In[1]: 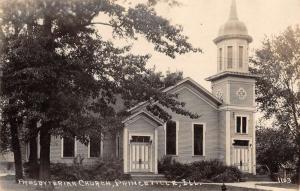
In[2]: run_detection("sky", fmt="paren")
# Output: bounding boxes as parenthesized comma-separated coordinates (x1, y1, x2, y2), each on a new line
(97, 0, 299, 126)
(113, 0, 300, 90)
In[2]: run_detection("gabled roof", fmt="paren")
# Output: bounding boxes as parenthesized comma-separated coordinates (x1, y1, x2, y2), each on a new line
(122, 110, 164, 126)
(127, 77, 222, 113)
(163, 77, 222, 104)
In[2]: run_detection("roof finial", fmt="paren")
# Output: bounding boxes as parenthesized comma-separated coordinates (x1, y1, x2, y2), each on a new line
(229, 0, 238, 20)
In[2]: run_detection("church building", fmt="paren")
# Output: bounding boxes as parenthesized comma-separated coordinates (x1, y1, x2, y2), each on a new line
(21, 0, 258, 175)
(122, 0, 257, 175)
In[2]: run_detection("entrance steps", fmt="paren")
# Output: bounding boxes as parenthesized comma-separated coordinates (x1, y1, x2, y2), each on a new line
(130, 173, 167, 181)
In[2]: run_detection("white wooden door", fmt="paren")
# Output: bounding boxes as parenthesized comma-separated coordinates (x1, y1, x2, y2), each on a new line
(233, 146, 251, 173)
(130, 143, 151, 172)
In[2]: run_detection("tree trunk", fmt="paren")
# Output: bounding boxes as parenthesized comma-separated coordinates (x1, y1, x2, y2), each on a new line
(10, 119, 23, 182)
(295, 133, 300, 184)
(39, 125, 51, 180)
(29, 136, 37, 165)
(296, 151, 300, 184)
(24, 118, 39, 178)
(28, 119, 38, 164)
(28, 134, 38, 178)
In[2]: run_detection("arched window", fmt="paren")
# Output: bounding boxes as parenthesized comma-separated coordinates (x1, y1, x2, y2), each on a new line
(227, 46, 233, 68)
(239, 46, 243, 68)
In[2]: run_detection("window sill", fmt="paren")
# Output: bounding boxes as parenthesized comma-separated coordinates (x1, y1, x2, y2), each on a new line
(87, 157, 101, 159)
(165, 154, 178, 157)
(192, 155, 205, 157)
(61, 157, 75, 159)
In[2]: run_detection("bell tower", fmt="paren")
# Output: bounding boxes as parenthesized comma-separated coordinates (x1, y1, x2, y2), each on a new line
(215, 0, 252, 74)
(206, 0, 258, 174)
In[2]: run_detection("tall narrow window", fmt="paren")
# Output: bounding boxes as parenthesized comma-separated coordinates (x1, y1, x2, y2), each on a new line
(89, 137, 101, 158)
(236, 116, 247, 134)
(62, 137, 75, 157)
(239, 46, 243, 68)
(242, 117, 247, 133)
(219, 48, 223, 70)
(193, 124, 204, 156)
(166, 120, 177, 155)
(236, 116, 241, 133)
(227, 46, 233, 69)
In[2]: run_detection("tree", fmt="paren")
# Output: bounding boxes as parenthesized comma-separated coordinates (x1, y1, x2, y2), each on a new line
(256, 126, 295, 173)
(0, 98, 25, 181)
(0, 0, 200, 180)
(251, 25, 300, 182)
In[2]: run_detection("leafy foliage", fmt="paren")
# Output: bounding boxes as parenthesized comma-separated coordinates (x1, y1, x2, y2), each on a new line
(256, 126, 296, 173)
(0, 0, 200, 139)
(50, 159, 130, 181)
(158, 156, 243, 182)
(251, 25, 300, 177)
(251, 26, 300, 132)
(0, 0, 200, 179)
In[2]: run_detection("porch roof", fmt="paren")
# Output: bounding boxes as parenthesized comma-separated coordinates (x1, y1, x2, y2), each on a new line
(122, 110, 164, 126)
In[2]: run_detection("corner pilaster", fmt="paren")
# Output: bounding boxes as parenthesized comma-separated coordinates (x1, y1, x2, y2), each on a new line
(123, 127, 128, 173)
(154, 128, 158, 174)
(225, 111, 231, 165)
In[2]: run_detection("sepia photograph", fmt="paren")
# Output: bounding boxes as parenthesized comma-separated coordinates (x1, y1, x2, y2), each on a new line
(0, 0, 299, 190)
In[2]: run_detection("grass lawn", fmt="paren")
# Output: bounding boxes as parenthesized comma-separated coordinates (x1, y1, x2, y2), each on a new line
(0, 179, 266, 191)
(257, 183, 299, 190)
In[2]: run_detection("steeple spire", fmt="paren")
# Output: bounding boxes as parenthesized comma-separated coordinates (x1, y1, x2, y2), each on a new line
(229, 0, 238, 20)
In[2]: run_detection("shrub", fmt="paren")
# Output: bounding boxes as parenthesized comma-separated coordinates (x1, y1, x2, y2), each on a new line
(50, 159, 131, 181)
(211, 166, 242, 182)
(158, 155, 173, 173)
(91, 159, 131, 181)
(24, 162, 40, 179)
(50, 163, 90, 181)
(158, 157, 242, 182)
(291, 171, 299, 184)
(158, 156, 190, 180)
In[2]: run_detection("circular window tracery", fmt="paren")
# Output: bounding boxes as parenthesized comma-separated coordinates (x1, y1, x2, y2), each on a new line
(236, 88, 247, 100)
(216, 89, 223, 101)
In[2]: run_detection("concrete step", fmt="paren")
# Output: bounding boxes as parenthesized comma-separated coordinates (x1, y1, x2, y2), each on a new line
(130, 173, 167, 181)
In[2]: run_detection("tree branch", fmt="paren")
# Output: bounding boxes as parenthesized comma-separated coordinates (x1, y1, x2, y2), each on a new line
(89, 22, 113, 27)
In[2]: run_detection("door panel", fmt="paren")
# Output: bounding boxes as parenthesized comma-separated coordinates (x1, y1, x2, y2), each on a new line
(233, 146, 250, 173)
(130, 136, 152, 172)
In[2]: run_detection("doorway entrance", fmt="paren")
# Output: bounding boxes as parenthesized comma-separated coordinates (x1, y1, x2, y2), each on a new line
(130, 136, 152, 172)
(232, 140, 251, 173)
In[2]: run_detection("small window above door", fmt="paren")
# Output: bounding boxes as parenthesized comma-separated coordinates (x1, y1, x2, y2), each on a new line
(233, 140, 249, 146)
(130, 136, 151, 143)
